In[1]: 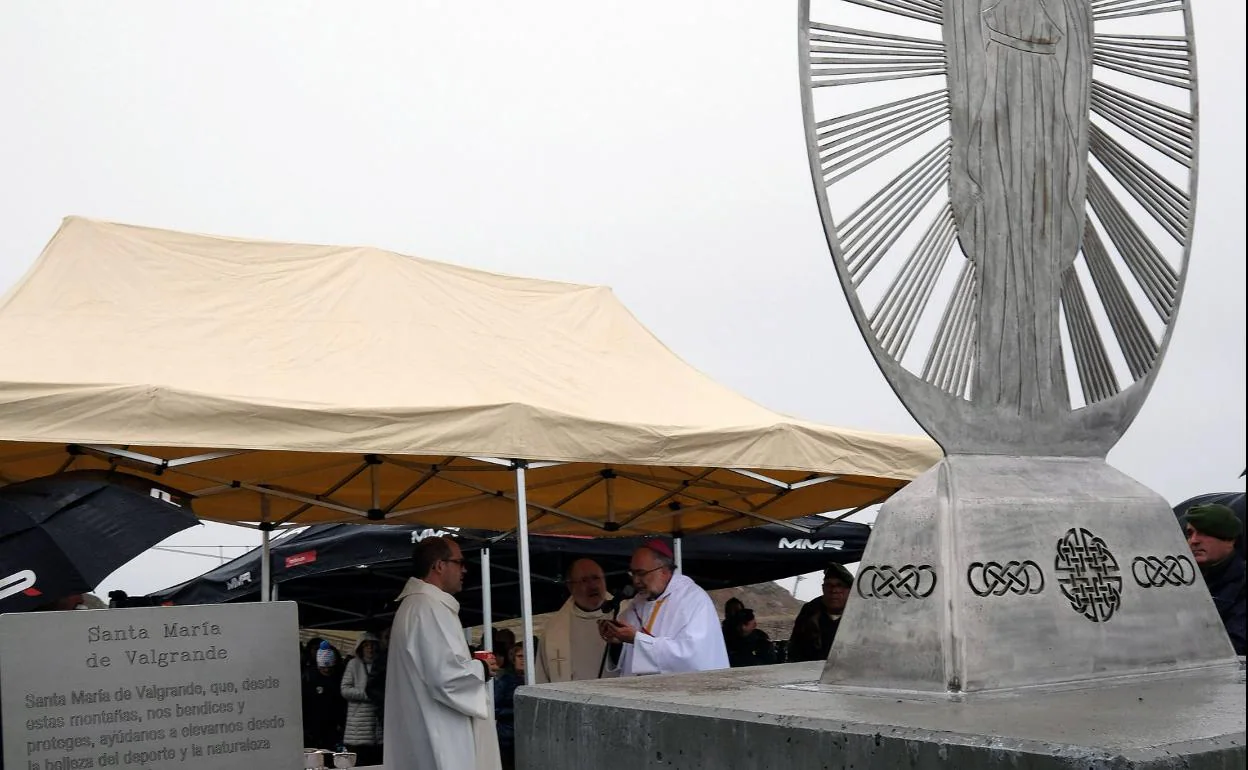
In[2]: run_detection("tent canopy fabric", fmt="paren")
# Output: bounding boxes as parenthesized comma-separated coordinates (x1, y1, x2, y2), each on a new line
(0, 217, 940, 535)
(143, 520, 870, 629)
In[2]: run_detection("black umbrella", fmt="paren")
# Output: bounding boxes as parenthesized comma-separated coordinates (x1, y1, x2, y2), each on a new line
(0, 470, 199, 612)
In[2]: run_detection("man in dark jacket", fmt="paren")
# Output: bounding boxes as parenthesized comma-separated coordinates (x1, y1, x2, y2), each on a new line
(1183, 504, 1246, 655)
(788, 563, 853, 663)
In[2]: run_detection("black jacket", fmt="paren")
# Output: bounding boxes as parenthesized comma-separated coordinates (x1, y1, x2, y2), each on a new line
(787, 597, 842, 663)
(726, 629, 776, 667)
(1201, 555, 1246, 655)
(301, 666, 347, 750)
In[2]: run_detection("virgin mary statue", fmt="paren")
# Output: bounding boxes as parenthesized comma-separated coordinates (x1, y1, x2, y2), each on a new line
(944, 0, 1093, 419)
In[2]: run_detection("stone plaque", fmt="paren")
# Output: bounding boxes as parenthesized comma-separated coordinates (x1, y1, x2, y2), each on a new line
(1, 602, 301, 770)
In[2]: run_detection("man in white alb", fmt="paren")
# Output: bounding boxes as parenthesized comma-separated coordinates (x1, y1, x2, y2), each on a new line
(536, 558, 625, 683)
(384, 536, 501, 770)
(598, 539, 728, 676)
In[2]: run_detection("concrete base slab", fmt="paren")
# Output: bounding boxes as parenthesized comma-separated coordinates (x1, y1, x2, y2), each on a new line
(516, 662, 1246, 769)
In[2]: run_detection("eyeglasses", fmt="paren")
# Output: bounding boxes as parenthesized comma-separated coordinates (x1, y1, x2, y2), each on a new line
(627, 566, 666, 579)
(442, 558, 467, 568)
(567, 576, 604, 587)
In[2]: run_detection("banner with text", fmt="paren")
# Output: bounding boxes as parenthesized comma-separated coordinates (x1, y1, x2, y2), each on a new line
(1, 601, 302, 770)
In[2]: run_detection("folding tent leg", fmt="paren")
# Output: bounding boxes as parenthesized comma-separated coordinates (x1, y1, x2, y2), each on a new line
(515, 464, 536, 686)
(260, 527, 272, 603)
(260, 496, 273, 603)
(674, 536, 683, 572)
(481, 547, 493, 655)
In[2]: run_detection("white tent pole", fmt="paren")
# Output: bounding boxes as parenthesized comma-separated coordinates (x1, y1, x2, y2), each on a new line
(515, 462, 536, 686)
(260, 531, 272, 602)
(260, 497, 272, 603)
(482, 547, 493, 655)
(674, 536, 683, 572)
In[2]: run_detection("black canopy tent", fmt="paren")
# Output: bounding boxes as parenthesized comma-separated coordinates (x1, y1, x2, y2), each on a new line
(144, 518, 870, 629)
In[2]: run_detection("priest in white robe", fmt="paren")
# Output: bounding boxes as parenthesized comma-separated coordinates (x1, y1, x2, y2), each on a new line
(599, 539, 729, 676)
(536, 558, 627, 683)
(384, 536, 502, 770)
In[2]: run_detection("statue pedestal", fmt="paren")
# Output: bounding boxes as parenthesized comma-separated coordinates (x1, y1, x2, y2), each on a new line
(516, 661, 1245, 770)
(516, 456, 1245, 769)
(824, 455, 1236, 692)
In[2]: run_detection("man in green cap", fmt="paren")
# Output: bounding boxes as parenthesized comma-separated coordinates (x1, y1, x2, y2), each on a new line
(788, 563, 854, 662)
(1182, 503, 1245, 655)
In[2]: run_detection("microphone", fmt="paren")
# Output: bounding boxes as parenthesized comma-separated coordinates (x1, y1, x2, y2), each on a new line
(600, 584, 636, 618)
(597, 584, 635, 678)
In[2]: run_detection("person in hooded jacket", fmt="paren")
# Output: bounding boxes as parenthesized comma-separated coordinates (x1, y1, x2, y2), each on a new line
(301, 641, 347, 751)
(340, 632, 384, 765)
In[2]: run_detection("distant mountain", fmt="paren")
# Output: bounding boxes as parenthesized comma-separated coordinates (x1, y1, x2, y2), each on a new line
(709, 582, 804, 641)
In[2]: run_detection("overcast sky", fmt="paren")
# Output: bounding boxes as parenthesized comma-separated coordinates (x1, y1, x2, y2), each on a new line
(1, 2, 1243, 603)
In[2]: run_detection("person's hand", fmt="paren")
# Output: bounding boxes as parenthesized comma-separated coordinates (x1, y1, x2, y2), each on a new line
(473, 651, 499, 679)
(597, 618, 637, 644)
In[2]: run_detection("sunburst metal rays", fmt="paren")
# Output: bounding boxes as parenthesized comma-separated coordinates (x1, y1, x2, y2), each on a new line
(1089, 125, 1190, 243)
(920, 260, 977, 399)
(869, 203, 957, 361)
(841, 0, 942, 24)
(1091, 0, 1185, 22)
(1061, 267, 1122, 405)
(803, 0, 1196, 411)
(815, 89, 950, 184)
(1080, 222, 1159, 380)
(1086, 170, 1180, 323)
(1093, 34, 1192, 89)
(1091, 80, 1193, 167)
(807, 24, 946, 87)
(840, 140, 950, 285)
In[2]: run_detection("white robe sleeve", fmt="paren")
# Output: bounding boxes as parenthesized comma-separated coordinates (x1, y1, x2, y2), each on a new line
(627, 593, 728, 675)
(412, 597, 489, 719)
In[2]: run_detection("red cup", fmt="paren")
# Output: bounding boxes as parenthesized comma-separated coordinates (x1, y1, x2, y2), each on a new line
(472, 651, 492, 662)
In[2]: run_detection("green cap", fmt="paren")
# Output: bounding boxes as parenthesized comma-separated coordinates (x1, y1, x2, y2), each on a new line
(1182, 504, 1242, 541)
(823, 563, 854, 586)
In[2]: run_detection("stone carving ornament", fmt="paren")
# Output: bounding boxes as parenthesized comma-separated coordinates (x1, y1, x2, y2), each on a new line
(1054, 527, 1122, 622)
(799, 0, 1197, 456)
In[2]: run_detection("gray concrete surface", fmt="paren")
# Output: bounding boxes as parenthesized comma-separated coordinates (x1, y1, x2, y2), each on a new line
(516, 662, 1245, 769)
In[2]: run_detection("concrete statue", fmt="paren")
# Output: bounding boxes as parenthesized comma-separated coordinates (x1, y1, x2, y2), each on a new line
(802, 0, 1236, 693)
(518, 2, 1244, 765)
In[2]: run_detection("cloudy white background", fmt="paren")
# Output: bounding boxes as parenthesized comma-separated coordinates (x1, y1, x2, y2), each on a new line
(1, 2, 1242, 603)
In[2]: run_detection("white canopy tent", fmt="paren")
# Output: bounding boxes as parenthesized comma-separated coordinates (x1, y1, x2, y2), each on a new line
(0, 217, 941, 682)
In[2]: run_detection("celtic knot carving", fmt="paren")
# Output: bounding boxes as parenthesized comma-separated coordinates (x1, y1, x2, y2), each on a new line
(1054, 528, 1122, 622)
(967, 560, 1045, 597)
(857, 565, 937, 600)
(1131, 555, 1196, 588)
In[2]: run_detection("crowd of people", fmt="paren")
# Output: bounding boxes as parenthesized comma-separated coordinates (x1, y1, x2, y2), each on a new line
(297, 630, 387, 766)
(297, 504, 1244, 770)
